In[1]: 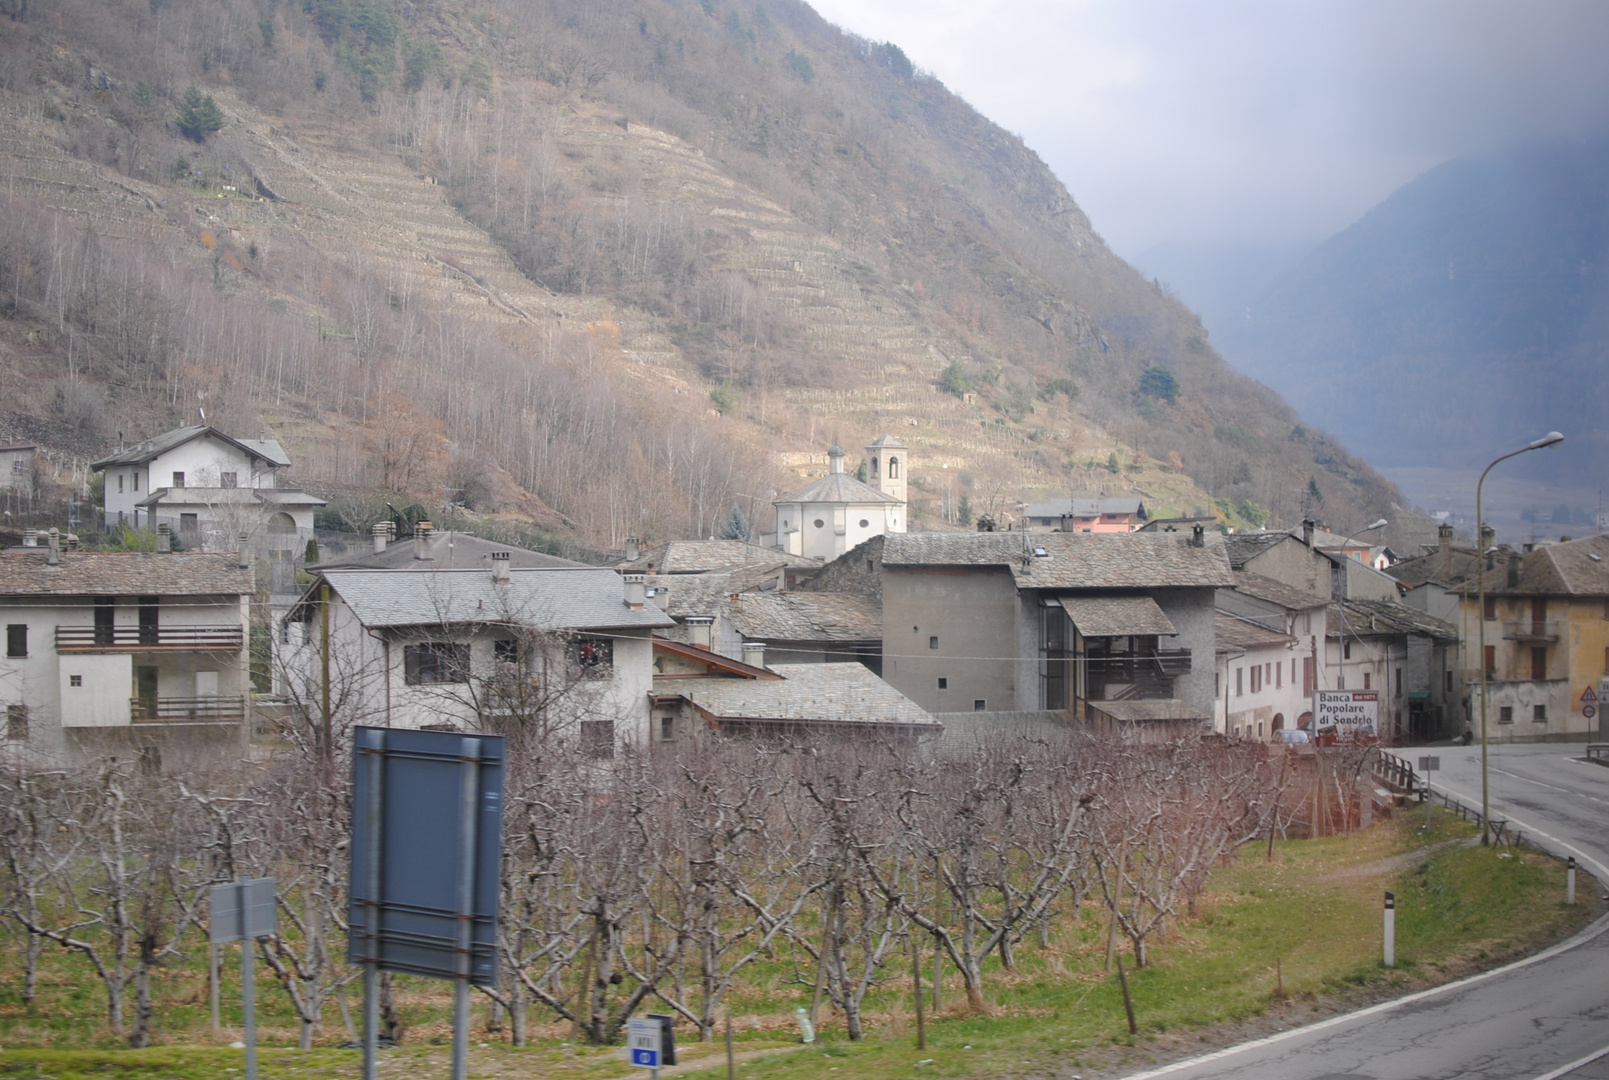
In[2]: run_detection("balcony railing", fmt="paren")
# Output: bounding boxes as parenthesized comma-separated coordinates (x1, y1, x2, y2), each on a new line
(130, 696, 246, 724)
(1501, 620, 1561, 642)
(1084, 649, 1193, 680)
(56, 625, 244, 652)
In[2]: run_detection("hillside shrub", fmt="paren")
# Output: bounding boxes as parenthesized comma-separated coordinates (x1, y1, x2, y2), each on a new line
(1139, 365, 1178, 404)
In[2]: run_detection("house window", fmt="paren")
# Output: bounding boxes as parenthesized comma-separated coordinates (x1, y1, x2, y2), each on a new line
(118, 474, 125, 493)
(1483, 595, 1496, 620)
(1531, 647, 1547, 680)
(660, 714, 675, 741)
(813, 519, 825, 529)
(937, 678, 948, 690)
(1497, 705, 1513, 723)
(870, 457, 880, 478)
(1363, 672, 1371, 690)
(573, 638, 613, 674)
(1395, 668, 1402, 698)
(1235, 668, 1243, 696)
(973, 699, 985, 711)
(1533, 704, 1547, 722)
(171, 471, 185, 488)
(929, 635, 939, 650)
(494, 638, 522, 665)
(69, 675, 82, 687)
(5, 704, 27, 741)
(1301, 612, 1311, 634)
(580, 719, 615, 759)
(1446, 670, 1454, 692)
(1302, 657, 1314, 697)
(1344, 640, 1352, 660)
(1275, 663, 1282, 689)
(132, 471, 139, 491)
(220, 471, 238, 488)
(859, 519, 869, 528)
(5, 625, 26, 658)
(1250, 666, 1261, 693)
(403, 642, 470, 685)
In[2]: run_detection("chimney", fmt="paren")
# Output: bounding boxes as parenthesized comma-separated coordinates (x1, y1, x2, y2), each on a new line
(490, 550, 511, 584)
(46, 527, 60, 566)
(625, 535, 640, 562)
(686, 615, 713, 649)
(774, 565, 788, 592)
(237, 533, 251, 570)
(1437, 523, 1454, 577)
(156, 523, 171, 553)
(372, 522, 390, 554)
(1507, 551, 1521, 587)
(623, 573, 646, 610)
(414, 521, 434, 560)
(21, 529, 37, 547)
(66, 533, 79, 551)
(1191, 522, 1205, 548)
(827, 444, 845, 475)
(1301, 519, 1316, 549)
(742, 641, 767, 669)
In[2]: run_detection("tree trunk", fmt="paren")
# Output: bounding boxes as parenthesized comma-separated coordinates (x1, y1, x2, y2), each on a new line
(510, 983, 528, 1047)
(129, 947, 153, 1048)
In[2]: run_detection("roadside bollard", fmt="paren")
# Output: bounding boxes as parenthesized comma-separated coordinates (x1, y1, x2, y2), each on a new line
(1567, 857, 1576, 906)
(1383, 892, 1395, 968)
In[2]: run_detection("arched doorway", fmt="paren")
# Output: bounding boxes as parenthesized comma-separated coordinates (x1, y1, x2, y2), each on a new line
(1271, 712, 1285, 732)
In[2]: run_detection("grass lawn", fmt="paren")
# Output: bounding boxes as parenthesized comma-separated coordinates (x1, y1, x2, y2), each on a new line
(0, 807, 1596, 1079)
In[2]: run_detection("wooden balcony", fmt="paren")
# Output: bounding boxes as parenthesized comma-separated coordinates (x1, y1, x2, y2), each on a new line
(56, 625, 244, 652)
(130, 696, 246, 724)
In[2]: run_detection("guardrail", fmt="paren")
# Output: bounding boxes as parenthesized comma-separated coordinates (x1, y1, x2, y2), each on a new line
(131, 696, 246, 723)
(56, 625, 245, 651)
(1377, 750, 1520, 848)
(1500, 620, 1562, 642)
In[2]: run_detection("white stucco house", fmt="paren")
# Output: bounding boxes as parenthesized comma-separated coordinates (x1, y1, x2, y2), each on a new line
(0, 530, 254, 762)
(91, 426, 324, 551)
(282, 561, 673, 746)
(761, 435, 908, 561)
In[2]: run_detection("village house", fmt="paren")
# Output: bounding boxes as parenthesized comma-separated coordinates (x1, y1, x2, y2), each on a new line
(283, 561, 672, 745)
(0, 526, 254, 763)
(760, 437, 908, 560)
(807, 527, 1232, 735)
(1214, 573, 1329, 739)
(1394, 529, 1609, 741)
(0, 443, 38, 498)
(648, 638, 937, 742)
(1022, 497, 1147, 533)
(91, 425, 325, 551)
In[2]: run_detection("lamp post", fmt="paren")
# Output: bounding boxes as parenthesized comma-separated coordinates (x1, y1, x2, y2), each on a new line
(1475, 432, 1564, 845)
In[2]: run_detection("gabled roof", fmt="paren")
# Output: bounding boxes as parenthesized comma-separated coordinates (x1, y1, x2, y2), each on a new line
(1231, 572, 1328, 611)
(665, 662, 938, 729)
(865, 433, 907, 448)
(0, 550, 253, 597)
(1055, 595, 1176, 636)
(1387, 545, 1483, 589)
(776, 472, 901, 506)
(91, 426, 287, 471)
(1327, 599, 1459, 644)
(723, 592, 882, 642)
(1023, 497, 1145, 519)
(643, 565, 788, 618)
(621, 540, 819, 574)
(1215, 610, 1294, 651)
(651, 638, 779, 679)
(1222, 531, 1293, 569)
(880, 531, 1234, 589)
(312, 533, 585, 572)
(296, 568, 674, 633)
(1511, 534, 1609, 596)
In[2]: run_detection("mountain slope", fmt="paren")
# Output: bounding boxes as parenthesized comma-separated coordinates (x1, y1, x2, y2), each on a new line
(0, 0, 1414, 548)
(1219, 139, 1609, 484)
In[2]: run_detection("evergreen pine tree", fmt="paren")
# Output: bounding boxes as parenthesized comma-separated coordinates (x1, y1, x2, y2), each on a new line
(718, 504, 750, 541)
(174, 85, 225, 142)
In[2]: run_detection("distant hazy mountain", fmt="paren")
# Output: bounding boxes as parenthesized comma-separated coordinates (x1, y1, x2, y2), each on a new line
(1216, 140, 1609, 485)
(1130, 239, 1316, 341)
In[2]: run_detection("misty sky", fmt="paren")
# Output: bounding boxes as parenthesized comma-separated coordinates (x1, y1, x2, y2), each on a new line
(806, 0, 1609, 260)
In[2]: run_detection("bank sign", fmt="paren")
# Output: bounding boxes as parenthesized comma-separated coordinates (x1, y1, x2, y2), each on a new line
(1313, 689, 1379, 734)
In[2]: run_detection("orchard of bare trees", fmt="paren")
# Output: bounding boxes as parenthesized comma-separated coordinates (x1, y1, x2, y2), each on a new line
(0, 728, 1295, 1049)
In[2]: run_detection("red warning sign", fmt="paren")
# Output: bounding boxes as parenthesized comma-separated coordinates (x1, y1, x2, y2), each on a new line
(1582, 686, 1599, 704)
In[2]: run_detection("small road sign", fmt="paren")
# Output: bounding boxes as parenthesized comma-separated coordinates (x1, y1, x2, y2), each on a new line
(628, 1016, 662, 1069)
(210, 879, 276, 1080)
(1586, 705, 1597, 720)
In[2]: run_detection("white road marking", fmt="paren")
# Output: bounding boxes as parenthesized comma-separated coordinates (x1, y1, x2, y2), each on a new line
(1486, 765, 1608, 805)
(1531, 1042, 1609, 1080)
(1114, 909, 1609, 1078)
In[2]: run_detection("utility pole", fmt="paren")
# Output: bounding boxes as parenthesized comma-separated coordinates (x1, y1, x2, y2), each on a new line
(321, 582, 332, 771)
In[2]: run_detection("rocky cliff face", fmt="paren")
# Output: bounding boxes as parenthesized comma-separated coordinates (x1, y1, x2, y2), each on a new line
(0, 0, 1413, 547)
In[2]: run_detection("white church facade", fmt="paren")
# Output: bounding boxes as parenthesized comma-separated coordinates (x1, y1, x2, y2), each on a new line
(761, 436, 908, 561)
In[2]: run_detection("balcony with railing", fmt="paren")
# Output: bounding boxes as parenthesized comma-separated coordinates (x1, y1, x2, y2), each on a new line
(130, 696, 246, 724)
(56, 625, 245, 652)
(1501, 620, 1561, 643)
(1087, 649, 1192, 702)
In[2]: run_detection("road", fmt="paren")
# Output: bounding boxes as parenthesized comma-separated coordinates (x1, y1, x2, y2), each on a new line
(1115, 743, 1609, 1080)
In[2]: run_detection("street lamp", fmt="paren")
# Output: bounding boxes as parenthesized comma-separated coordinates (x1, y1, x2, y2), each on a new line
(1476, 431, 1564, 845)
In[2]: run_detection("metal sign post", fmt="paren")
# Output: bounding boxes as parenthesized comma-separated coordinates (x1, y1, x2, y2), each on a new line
(1417, 755, 1440, 829)
(349, 727, 504, 1080)
(210, 878, 277, 1080)
(1383, 891, 1395, 968)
